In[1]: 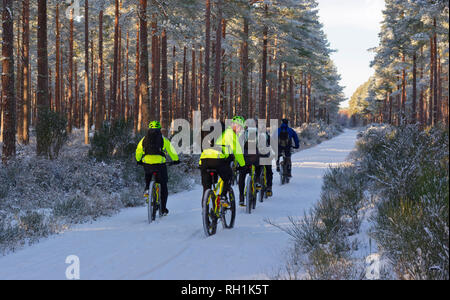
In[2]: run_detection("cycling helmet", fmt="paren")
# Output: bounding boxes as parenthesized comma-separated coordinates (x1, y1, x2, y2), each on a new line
(281, 119, 289, 125)
(232, 116, 245, 128)
(149, 121, 162, 129)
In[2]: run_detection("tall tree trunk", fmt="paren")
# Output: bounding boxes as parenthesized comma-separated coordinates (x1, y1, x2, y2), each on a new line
(111, 0, 119, 121)
(160, 29, 169, 134)
(191, 48, 197, 122)
(22, 0, 30, 144)
(139, 0, 150, 128)
(36, 0, 49, 156)
(67, 8, 74, 133)
(213, 0, 223, 120)
(401, 53, 407, 125)
(432, 18, 438, 125)
(96, 9, 105, 132)
(125, 31, 130, 122)
(1, 0, 16, 163)
(241, 15, 249, 119)
(203, 0, 211, 121)
(134, 21, 140, 132)
(84, 0, 90, 144)
(260, 4, 268, 123)
(171, 46, 178, 121)
(412, 52, 417, 124)
(428, 36, 434, 126)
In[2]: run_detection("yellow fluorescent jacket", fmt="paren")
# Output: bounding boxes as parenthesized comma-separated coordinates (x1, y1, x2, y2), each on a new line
(136, 136, 179, 165)
(199, 127, 246, 167)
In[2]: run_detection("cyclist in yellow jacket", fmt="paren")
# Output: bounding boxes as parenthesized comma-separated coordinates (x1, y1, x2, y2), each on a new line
(199, 116, 246, 207)
(136, 121, 179, 216)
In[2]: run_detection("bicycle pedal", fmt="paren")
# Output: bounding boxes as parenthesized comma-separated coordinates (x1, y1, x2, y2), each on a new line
(221, 202, 230, 208)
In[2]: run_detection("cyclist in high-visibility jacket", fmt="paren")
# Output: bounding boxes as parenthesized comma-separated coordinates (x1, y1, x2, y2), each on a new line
(136, 121, 179, 216)
(199, 116, 246, 207)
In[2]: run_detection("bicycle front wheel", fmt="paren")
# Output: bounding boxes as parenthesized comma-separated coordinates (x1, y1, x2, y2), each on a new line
(148, 181, 157, 223)
(222, 188, 236, 229)
(202, 189, 218, 237)
(245, 175, 252, 214)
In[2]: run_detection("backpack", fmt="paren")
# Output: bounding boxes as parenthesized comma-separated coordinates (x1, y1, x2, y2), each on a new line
(279, 129, 290, 148)
(244, 127, 258, 154)
(144, 129, 165, 156)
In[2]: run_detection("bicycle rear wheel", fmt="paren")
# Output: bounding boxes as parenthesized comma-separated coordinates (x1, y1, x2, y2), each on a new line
(202, 189, 218, 236)
(245, 175, 252, 214)
(221, 188, 236, 229)
(148, 181, 157, 223)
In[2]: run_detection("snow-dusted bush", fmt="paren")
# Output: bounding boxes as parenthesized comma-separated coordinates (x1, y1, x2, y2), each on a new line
(295, 121, 344, 149)
(89, 119, 137, 160)
(35, 110, 68, 159)
(273, 164, 366, 279)
(353, 124, 449, 280)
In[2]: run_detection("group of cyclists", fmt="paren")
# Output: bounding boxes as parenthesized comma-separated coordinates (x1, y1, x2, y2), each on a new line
(135, 116, 300, 217)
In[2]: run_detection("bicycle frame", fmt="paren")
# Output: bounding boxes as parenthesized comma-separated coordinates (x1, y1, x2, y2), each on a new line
(210, 173, 225, 216)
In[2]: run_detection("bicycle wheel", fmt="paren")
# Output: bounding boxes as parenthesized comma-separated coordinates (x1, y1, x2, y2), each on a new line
(280, 161, 286, 185)
(202, 189, 218, 236)
(258, 182, 265, 203)
(148, 181, 157, 223)
(245, 175, 252, 214)
(221, 188, 236, 229)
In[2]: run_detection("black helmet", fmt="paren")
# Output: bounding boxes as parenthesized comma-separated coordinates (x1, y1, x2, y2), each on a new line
(282, 119, 289, 125)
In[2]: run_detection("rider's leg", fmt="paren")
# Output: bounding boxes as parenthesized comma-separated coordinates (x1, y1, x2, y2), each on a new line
(266, 165, 273, 188)
(238, 167, 248, 204)
(200, 161, 213, 196)
(286, 149, 292, 177)
(143, 164, 154, 191)
(158, 164, 169, 213)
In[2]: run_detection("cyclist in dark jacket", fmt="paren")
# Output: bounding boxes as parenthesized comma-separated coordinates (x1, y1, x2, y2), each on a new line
(275, 119, 299, 177)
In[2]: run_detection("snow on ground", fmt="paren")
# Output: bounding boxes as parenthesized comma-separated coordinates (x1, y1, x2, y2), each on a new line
(0, 129, 357, 280)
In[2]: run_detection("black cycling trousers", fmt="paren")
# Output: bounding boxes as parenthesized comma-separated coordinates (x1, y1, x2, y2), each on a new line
(238, 154, 262, 202)
(143, 164, 169, 211)
(200, 158, 233, 196)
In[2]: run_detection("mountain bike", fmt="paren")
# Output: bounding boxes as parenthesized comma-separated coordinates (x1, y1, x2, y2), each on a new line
(202, 170, 236, 237)
(279, 147, 292, 185)
(244, 164, 259, 214)
(146, 161, 177, 224)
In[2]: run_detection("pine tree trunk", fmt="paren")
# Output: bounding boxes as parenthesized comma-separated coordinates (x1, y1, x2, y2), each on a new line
(203, 0, 211, 121)
(96, 9, 105, 132)
(111, 0, 119, 121)
(260, 4, 268, 123)
(84, 0, 90, 144)
(134, 21, 140, 132)
(22, 0, 30, 144)
(412, 52, 417, 124)
(432, 18, 438, 125)
(36, 0, 49, 156)
(68, 8, 74, 133)
(1, 0, 16, 163)
(161, 29, 169, 134)
(241, 16, 249, 119)
(139, 0, 150, 127)
(213, 0, 223, 120)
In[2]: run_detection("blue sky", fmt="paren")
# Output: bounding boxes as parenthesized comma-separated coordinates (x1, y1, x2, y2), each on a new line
(317, 0, 385, 108)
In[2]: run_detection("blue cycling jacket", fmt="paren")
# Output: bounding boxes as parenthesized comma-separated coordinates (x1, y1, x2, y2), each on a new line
(276, 123, 300, 149)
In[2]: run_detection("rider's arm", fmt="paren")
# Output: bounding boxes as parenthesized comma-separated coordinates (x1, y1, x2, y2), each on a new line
(229, 130, 246, 167)
(136, 137, 145, 162)
(289, 128, 300, 148)
(163, 137, 179, 162)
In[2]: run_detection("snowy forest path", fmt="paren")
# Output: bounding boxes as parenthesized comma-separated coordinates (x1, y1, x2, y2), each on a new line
(0, 129, 358, 280)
